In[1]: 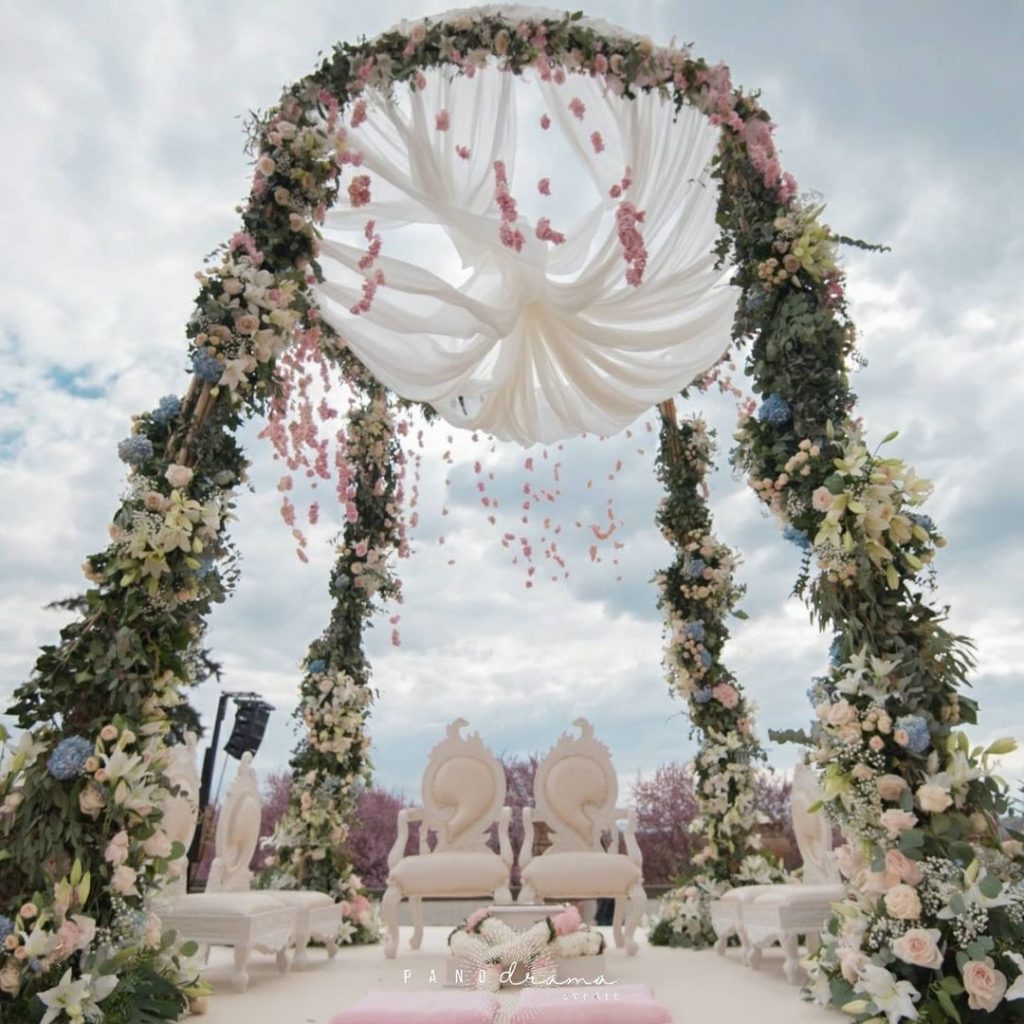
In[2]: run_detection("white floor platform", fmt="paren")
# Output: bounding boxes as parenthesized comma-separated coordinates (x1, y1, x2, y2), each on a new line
(199, 926, 837, 1023)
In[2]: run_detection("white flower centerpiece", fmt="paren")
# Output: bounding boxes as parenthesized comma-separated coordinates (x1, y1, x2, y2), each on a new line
(448, 905, 604, 992)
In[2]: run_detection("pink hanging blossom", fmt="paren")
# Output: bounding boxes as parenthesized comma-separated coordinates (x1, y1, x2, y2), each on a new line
(615, 200, 648, 287)
(348, 174, 372, 207)
(540, 114, 551, 130)
(537, 177, 551, 195)
(590, 131, 605, 154)
(535, 218, 566, 245)
(350, 99, 368, 128)
(568, 97, 586, 120)
(349, 268, 385, 315)
(455, 144, 471, 160)
(435, 109, 451, 131)
(493, 160, 524, 251)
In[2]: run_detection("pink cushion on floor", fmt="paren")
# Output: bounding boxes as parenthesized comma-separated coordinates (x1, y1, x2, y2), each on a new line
(329, 990, 498, 1024)
(514, 984, 672, 1023)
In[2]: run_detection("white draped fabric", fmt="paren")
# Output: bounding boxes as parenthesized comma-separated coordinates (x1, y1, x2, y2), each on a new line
(316, 62, 737, 445)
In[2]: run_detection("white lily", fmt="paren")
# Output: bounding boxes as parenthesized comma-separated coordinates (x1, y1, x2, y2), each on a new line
(855, 963, 921, 1024)
(38, 969, 118, 1024)
(1005, 952, 1024, 1000)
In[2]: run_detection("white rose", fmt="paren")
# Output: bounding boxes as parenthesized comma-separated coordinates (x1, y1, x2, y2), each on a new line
(876, 774, 909, 801)
(916, 784, 953, 813)
(884, 884, 921, 920)
(892, 928, 943, 969)
(143, 830, 173, 859)
(165, 464, 194, 489)
(963, 958, 1008, 1012)
(78, 782, 106, 819)
(0, 960, 21, 996)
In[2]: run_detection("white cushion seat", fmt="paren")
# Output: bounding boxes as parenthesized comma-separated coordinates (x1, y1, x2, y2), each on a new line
(717, 884, 777, 904)
(521, 852, 642, 897)
(749, 883, 845, 907)
(389, 852, 510, 896)
(267, 890, 336, 908)
(167, 891, 295, 918)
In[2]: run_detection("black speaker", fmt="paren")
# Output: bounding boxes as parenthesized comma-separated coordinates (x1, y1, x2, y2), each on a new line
(223, 698, 272, 759)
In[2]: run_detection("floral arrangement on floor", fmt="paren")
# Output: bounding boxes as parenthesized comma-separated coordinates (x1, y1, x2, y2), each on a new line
(3, 5, 1020, 1020)
(448, 906, 603, 991)
(649, 408, 783, 948)
(649, 853, 786, 949)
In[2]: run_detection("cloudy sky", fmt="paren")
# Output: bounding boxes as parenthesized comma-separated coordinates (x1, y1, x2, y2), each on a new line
(2, 1, 1022, 804)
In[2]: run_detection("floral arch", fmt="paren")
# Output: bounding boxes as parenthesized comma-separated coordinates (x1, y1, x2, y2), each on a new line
(2, 7, 1022, 1024)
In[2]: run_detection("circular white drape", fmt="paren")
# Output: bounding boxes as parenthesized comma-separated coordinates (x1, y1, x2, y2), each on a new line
(317, 61, 737, 446)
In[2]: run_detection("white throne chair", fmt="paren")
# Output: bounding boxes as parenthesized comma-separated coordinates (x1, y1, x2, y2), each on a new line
(519, 719, 645, 956)
(710, 763, 845, 983)
(158, 750, 297, 991)
(382, 719, 513, 959)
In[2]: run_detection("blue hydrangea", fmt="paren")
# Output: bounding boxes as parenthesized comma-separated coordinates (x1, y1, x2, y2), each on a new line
(152, 394, 181, 425)
(744, 292, 766, 314)
(47, 736, 94, 781)
(308, 659, 327, 675)
(829, 637, 844, 667)
(196, 554, 216, 580)
(191, 350, 223, 383)
(909, 513, 936, 535)
(895, 715, 931, 754)
(699, 649, 713, 669)
(688, 559, 706, 579)
(0, 915, 13, 944)
(807, 677, 834, 705)
(757, 393, 792, 427)
(693, 687, 713, 705)
(117, 435, 154, 466)
(684, 621, 706, 643)
(783, 525, 812, 551)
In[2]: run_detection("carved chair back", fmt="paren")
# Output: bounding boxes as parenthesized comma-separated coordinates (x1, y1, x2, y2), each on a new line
(208, 752, 262, 892)
(791, 762, 840, 885)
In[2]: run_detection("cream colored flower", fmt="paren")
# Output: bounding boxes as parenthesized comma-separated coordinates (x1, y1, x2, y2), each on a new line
(963, 958, 1008, 1012)
(884, 883, 921, 920)
(892, 928, 943, 969)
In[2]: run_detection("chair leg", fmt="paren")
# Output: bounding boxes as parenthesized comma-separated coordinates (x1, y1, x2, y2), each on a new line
(623, 882, 645, 957)
(293, 915, 311, 970)
(713, 930, 729, 956)
(519, 882, 537, 905)
(494, 883, 513, 905)
(325, 935, 339, 960)
(611, 898, 625, 948)
(276, 946, 291, 974)
(382, 885, 402, 959)
(410, 897, 424, 950)
(782, 932, 804, 985)
(805, 931, 821, 956)
(232, 945, 251, 993)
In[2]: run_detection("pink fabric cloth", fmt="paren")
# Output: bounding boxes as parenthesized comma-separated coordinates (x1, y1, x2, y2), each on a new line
(329, 990, 498, 1024)
(514, 984, 672, 1023)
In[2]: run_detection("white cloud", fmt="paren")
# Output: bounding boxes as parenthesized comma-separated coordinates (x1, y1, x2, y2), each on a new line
(2, 1, 1022, 798)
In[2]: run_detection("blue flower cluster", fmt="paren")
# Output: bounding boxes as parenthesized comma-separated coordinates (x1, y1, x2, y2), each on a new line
(0, 914, 13, 944)
(688, 558, 706, 579)
(909, 513, 936, 536)
(152, 394, 181, 425)
(829, 637, 844, 667)
(308, 659, 327, 675)
(783, 525, 812, 551)
(895, 714, 931, 754)
(684, 621, 706, 643)
(117, 435, 154, 466)
(693, 687, 713, 704)
(757, 393, 792, 427)
(47, 735, 94, 781)
(807, 677, 835, 705)
(699, 649, 713, 669)
(191, 350, 223, 383)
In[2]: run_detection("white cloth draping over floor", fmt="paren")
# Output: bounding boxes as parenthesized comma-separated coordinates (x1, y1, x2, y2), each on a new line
(316, 63, 737, 446)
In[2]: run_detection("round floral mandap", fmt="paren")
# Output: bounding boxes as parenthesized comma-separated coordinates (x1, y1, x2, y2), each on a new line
(2, 6, 1022, 1024)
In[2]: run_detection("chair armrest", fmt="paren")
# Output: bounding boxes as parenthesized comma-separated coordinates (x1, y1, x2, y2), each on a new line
(615, 807, 642, 867)
(520, 807, 535, 870)
(497, 807, 513, 867)
(388, 806, 424, 869)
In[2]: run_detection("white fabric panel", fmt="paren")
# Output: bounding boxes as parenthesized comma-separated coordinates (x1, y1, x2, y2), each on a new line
(317, 64, 737, 445)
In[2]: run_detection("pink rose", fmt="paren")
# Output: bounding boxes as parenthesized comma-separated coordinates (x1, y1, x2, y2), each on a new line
(869, 735, 885, 751)
(876, 774, 908, 801)
(884, 883, 921, 920)
(916, 784, 953, 814)
(104, 830, 130, 866)
(834, 844, 865, 881)
(143, 830, 173, 859)
(712, 682, 739, 709)
(111, 864, 139, 896)
(164, 464, 193, 489)
(552, 905, 583, 937)
(885, 849, 922, 886)
(19, 902, 38, 920)
(235, 313, 259, 335)
(963, 959, 1008, 1012)
(827, 699, 856, 727)
(879, 808, 918, 836)
(892, 928, 943, 970)
(812, 486, 833, 512)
